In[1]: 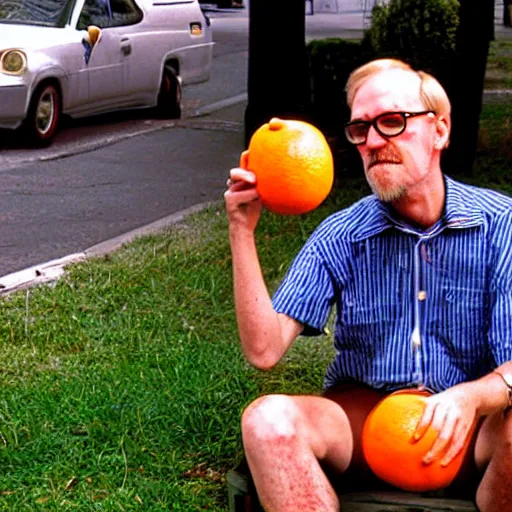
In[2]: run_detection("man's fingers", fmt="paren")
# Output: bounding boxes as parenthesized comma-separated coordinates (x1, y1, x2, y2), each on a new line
(239, 150, 250, 169)
(228, 168, 257, 187)
(413, 401, 435, 442)
(224, 187, 259, 206)
(228, 179, 256, 192)
(440, 421, 472, 467)
(423, 412, 456, 464)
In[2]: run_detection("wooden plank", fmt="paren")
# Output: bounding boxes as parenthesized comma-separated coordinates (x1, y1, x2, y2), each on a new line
(226, 468, 478, 512)
(340, 492, 477, 511)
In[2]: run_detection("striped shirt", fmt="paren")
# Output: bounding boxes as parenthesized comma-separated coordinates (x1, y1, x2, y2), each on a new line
(272, 176, 512, 392)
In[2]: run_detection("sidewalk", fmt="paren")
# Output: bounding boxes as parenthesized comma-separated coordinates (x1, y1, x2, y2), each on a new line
(204, 4, 512, 42)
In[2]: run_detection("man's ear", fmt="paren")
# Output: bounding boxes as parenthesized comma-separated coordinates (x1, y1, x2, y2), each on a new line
(434, 115, 450, 150)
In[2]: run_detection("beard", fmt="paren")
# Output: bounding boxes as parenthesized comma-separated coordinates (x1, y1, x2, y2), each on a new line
(367, 171, 407, 202)
(365, 149, 406, 202)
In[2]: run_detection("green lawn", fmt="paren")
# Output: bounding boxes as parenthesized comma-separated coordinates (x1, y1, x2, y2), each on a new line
(0, 193, 348, 510)
(485, 39, 512, 90)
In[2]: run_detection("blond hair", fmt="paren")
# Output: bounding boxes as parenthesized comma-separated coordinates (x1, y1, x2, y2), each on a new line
(346, 58, 451, 130)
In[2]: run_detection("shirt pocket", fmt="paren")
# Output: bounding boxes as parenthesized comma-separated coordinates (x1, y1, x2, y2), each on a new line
(437, 283, 489, 364)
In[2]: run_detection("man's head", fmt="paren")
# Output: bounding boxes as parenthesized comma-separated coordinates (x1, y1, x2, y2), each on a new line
(345, 59, 451, 202)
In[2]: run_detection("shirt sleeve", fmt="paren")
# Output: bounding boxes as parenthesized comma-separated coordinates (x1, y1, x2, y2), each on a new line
(488, 212, 512, 366)
(272, 243, 336, 336)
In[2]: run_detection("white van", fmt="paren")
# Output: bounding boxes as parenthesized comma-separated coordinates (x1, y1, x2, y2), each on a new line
(0, 0, 214, 144)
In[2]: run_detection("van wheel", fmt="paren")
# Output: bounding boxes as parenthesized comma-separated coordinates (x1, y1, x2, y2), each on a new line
(157, 65, 182, 119)
(24, 82, 61, 146)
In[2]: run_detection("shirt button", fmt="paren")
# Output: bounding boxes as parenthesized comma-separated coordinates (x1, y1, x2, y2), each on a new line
(418, 290, 427, 301)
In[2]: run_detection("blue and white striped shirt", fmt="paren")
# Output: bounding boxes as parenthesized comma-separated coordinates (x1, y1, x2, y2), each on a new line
(272, 176, 512, 392)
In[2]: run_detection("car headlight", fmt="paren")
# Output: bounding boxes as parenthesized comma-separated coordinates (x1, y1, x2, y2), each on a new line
(0, 50, 27, 75)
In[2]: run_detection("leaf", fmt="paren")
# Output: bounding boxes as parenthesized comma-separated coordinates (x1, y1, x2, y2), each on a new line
(65, 476, 79, 491)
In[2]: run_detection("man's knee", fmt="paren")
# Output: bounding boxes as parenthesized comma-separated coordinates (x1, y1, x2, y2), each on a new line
(241, 394, 302, 448)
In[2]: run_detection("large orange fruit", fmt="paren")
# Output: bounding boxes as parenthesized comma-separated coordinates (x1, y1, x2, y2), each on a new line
(241, 118, 334, 215)
(362, 390, 475, 492)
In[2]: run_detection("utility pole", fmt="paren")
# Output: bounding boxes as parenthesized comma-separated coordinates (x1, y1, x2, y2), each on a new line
(444, 0, 494, 175)
(244, 0, 311, 146)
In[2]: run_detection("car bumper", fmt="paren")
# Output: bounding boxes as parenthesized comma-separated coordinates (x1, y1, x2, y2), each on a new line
(0, 77, 29, 129)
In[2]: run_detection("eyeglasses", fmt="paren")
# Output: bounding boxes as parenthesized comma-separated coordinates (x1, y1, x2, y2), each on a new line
(344, 111, 435, 146)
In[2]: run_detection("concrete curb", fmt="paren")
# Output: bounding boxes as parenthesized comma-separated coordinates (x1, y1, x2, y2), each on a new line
(0, 201, 217, 296)
(84, 201, 216, 259)
(0, 253, 87, 296)
(0, 95, 248, 173)
(189, 93, 247, 118)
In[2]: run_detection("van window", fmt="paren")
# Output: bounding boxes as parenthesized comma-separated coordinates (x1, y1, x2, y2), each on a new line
(77, 0, 143, 29)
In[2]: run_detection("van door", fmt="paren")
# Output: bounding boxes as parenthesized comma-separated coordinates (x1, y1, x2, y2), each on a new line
(76, 0, 139, 105)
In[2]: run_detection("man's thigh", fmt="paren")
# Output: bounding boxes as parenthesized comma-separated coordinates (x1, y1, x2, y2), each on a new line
(321, 382, 393, 492)
(281, 392, 356, 474)
(434, 406, 512, 500)
(474, 408, 511, 469)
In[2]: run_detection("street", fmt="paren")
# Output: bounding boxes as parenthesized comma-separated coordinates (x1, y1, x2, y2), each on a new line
(0, 9, 365, 277)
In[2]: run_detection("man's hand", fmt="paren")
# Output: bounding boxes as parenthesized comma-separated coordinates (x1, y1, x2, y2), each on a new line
(413, 384, 478, 467)
(224, 167, 262, 233)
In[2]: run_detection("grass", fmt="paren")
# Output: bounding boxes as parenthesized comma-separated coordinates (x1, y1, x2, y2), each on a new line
(0, 196, 353, 510)
(485, 39, 512, 90)
(475, 103, 512, 192)
(0, 43, 509, 511)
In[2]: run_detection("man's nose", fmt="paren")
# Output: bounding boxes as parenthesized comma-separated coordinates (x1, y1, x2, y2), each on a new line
(365, 125, 387, 148)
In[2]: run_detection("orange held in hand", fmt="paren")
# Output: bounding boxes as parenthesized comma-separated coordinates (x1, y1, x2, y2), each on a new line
(240, 118, 334, 215)
(362, 390, 473, 492)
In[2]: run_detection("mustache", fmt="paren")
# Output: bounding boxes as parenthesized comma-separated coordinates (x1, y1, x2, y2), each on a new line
(368, 149, 402, 168)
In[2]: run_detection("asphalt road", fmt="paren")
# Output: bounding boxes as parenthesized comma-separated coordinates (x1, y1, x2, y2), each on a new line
(0, 118, 245, 277)
(0, 9, 372, 278)
(0, 14, 252, 277)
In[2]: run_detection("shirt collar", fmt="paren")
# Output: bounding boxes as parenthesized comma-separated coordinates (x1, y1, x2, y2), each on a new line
(442, 175, 485, 228)
(349, 175, 485, 242)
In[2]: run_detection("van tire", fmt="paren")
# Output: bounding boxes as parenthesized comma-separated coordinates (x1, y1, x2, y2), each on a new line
(157, 65, 182, 119)
(24, 82, 61, 146)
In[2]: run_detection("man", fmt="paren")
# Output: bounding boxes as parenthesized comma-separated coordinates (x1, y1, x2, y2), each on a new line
(224, 58, 512, 511)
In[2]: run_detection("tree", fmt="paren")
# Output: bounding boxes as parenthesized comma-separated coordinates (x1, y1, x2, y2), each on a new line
(444, 0, 495, 175)
(244, 0, 311, 146)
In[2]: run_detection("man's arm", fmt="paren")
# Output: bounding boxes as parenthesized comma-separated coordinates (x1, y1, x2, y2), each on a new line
(225, 168, 303, 370)
(462, 362, 512, 416)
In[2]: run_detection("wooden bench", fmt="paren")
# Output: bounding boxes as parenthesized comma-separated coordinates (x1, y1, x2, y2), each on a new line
(226, 461, 478, 512)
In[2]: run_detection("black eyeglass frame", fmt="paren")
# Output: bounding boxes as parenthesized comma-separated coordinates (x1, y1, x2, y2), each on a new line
(344, 110, 435, 146)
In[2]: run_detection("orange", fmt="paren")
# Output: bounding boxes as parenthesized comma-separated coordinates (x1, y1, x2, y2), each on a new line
(362, 389, 475, 492)
(241, 118, 334, 215)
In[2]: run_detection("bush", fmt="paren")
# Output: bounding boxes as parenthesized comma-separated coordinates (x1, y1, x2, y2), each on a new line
(306, 0, 460, 178)
(308, 39, 363, 127)
(307, 38, 368, 177)
(363, 0, 460, 89)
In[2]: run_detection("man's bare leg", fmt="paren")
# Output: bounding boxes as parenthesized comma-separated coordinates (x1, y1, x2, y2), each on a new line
(475, 409, 512, 511)
(241, 387, 385, 512)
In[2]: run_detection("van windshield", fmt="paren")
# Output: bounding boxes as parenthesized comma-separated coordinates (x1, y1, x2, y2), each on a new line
(0, 0, 74, 27)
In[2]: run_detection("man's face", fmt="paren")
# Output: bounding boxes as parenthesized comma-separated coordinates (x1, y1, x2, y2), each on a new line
(350, 70, 438, 202)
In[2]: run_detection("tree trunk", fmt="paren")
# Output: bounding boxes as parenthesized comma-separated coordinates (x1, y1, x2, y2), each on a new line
(244, 0, 311, 146)
(444, 0, 494, 176)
